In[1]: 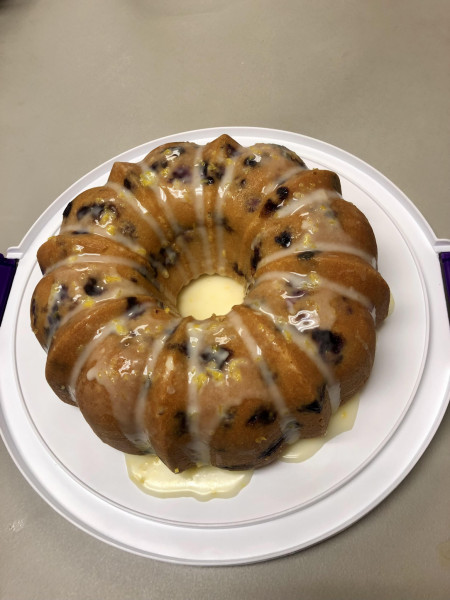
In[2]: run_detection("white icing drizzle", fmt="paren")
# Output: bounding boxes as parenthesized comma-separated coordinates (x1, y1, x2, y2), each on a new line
(43, 281, 67, 345)
(68, 318, 121, 404)
(215, 155, 239, 274)
(44, 253, 152, 278)
(260, 164, 308, 196)
(192, 147, 213, 274)
(131, 324, 180, 451)
(227, 310, 300, 443)
(185, 322, 211, 464)
(61, 221, 148, 259)
(136, 159, 183, 236)
(253, 271, 374, 317)
(257, 240, 376, 270)
(274, 188, 341, 219)
(251, 270, 317, 296)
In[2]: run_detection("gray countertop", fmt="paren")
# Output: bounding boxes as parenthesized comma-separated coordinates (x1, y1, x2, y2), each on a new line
(1, 1, 449, 598)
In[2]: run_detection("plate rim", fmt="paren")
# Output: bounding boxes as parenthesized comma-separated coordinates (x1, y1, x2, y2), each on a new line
(1, 126, 449, 565)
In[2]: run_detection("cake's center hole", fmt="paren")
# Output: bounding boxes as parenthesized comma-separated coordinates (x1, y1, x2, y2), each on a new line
(177, 275, 245, 320)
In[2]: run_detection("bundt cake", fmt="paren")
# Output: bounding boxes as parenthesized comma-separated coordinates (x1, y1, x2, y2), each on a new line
(30, 134, 390, 472)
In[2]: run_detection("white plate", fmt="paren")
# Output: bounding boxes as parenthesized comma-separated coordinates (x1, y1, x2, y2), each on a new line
(1, 127, 449, 564)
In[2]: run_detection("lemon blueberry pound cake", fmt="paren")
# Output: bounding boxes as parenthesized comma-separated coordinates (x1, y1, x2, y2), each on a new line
(30, 134, 390, 472)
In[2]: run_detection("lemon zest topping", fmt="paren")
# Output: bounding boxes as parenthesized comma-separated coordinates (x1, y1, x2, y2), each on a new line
(104, 275, 121, 284)
(140, 171, 157, 187)
(113, 320, 128, 336)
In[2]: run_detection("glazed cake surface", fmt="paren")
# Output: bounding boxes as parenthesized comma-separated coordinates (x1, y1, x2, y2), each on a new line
(31, 134, 390, 472)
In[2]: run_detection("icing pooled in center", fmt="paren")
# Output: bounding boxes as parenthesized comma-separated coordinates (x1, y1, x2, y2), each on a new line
(177, 274, 245, 320)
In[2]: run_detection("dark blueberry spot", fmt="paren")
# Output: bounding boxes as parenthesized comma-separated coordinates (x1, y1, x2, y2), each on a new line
(63, 201, 73, 219)
(47, 310, 61, 328)
(161, 160, 168, 169)
(168, 341, 190, 357)
(311, 329, 344, 358)
(247, 407, 277, 426)
(76, 202, 117, 223)
(259, 436, 284, 459)
(31, 298, 37, 327)
(83, 277, 104, 297)
(126, 297, 145, 319)
(300, 399, 322, 413)
(245, 197, 261, 213)
(282, 147, 306, 166)
(283, 284, 306, 305)
(167, 145, 186, 157)
(221, 407, 237, 429)
(298, 386, 326, 413)
(126, 296, 138, 310)
(140, 261, 157, 280)
(201, 160, 224, 183)
(126, 297, 144, 317)
(159, 246, 178, 267)
(240, 178, 246, 187)
(225, 462, 254, 471)
(244, 155, 258, 167)
(45, 283, 69, 341)
(170, 165, 191, 183)
(150, 161, 160, 171)
(215, 165, 225, 180)
(148, 255, 161, 277)
(297, 251, 318, 260)
(76, 205, 92, 220)
(275, 231, 292, 247)
(183, 228, 194, 243)
(200, 346, 233, 370)
(71, 230, 88, 235)
(130, 277, 138, 283)
(251, 243, 261, 272)
(58, 284, 69, 302)
(120, 221, 137, 239)
(225, 143, 238, 158)
(261, 198, 279, 217)
(174, 411, 188, 437)
(221, 217, 234, 233)
(123, 178, 132, 190)
(276, 186, 289, 200)
(233, 262, 244, 277)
